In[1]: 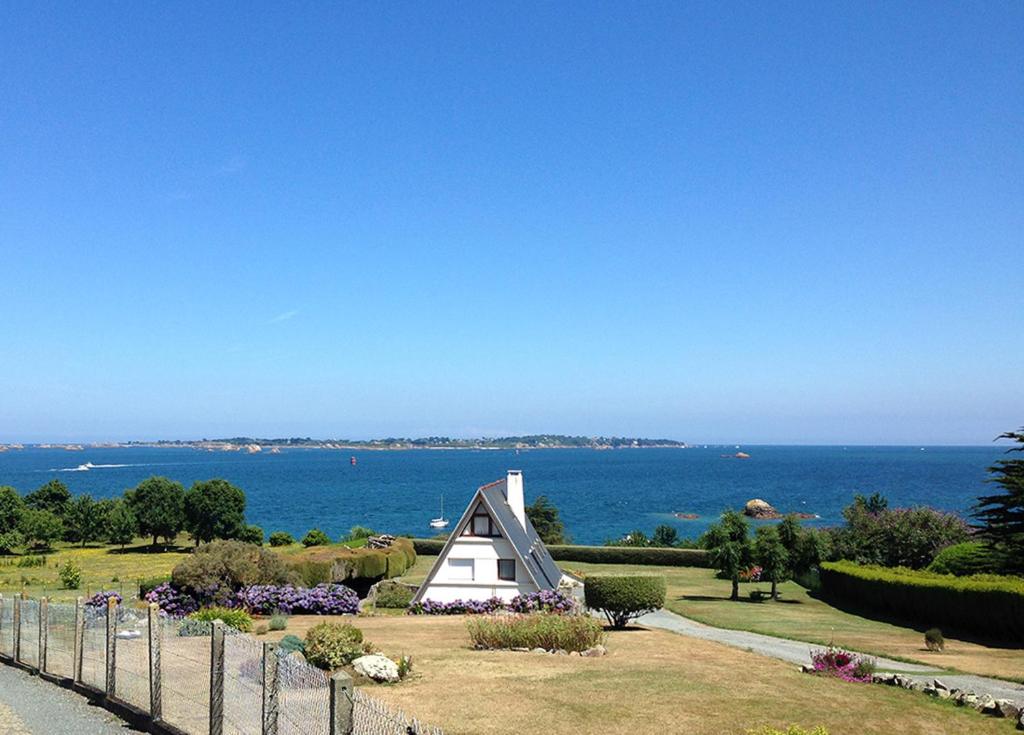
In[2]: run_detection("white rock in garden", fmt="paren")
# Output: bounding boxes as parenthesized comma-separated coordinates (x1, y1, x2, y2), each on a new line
(115, 629, 142, 640)
(353, 654, 400, 683)
(994, 699, 1020, 719)
(531, 647, 547, 654)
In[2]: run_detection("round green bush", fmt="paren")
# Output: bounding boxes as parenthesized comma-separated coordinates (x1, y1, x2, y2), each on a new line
(304, 621, 368, 670)
(927, 542, 997, 577)
(278, 634, 305, 655)
(238, 525, 264, 545)
(584, 574, 666, 628)
(302, 528, 330, 547)
(269, 531, 295, 547)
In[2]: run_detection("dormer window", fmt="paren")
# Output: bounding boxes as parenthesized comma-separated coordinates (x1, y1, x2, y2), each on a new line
(463, 502, 501, 537)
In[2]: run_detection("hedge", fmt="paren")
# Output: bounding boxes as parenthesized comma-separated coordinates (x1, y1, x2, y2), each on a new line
(412, 539, 710, 568)
(294, 537, 417, 581)
(926, 542, 999, 577)
(819, 561, 1024, 641)
(584, 574, 666, 628)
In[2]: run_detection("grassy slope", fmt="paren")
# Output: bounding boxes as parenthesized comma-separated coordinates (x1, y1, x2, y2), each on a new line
(258, 615, 1016, 735)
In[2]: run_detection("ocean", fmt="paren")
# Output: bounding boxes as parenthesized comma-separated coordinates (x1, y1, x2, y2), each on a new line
(0, 445, 1004, 545)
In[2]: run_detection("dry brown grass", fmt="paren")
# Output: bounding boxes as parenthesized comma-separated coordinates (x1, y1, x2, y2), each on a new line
(259, 615, 1015, 735)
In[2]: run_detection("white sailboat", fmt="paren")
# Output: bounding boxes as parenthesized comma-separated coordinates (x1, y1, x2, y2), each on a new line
(429, 495, 449, 528)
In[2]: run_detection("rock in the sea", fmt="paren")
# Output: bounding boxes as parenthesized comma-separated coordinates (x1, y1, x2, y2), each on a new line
(743, 499, 780, 519)
(353, 654, 400, 683)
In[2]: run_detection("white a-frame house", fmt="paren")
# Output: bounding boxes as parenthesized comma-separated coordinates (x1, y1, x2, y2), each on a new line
(412, 470, 570, 604)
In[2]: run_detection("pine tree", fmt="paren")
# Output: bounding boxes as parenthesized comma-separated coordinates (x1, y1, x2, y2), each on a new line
(974, 428, 1024, 574)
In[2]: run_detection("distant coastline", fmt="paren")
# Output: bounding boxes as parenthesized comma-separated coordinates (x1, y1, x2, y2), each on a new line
(3, 435, 689, 453)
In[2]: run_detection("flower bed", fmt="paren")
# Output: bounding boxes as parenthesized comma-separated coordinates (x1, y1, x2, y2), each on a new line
(145, 582, 200, 617)
(409, 590, 576, 615)
(808, 646, 875, 683)
(85, 590, 122, 608)
(236, 583, 360, 615)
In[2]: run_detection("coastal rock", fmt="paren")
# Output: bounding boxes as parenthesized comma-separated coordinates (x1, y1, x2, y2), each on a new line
(743, 499, 780, 520)
(673, 513, 699, 520)
(353, 654, 400, 683)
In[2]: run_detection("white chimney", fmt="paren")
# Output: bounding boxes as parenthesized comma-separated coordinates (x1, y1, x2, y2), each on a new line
(505, 470, 526, 529)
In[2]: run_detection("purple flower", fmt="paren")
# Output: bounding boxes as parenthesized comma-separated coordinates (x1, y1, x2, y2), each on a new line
(85, 590, 122, 608)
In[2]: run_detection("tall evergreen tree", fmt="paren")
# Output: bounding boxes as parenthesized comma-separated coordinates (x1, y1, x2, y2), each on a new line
(525, 495, 568, 544)
(974, 428, 1024, 574)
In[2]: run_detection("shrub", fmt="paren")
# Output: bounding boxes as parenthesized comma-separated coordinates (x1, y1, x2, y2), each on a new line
(236, 583, 360, 615)
(255, 623, 268, 635)
(17, 555, 45, 568)
(407, 597, 505, 615)
(188, 606, 254, 632)
(346, 526, 376, 541)
(278, 634, 305, 655)
(584, 574, 666, 628)
(304, 621, 368, 669)
(86, 590, 122, 608)
(292, 560, 332, 587)
(373, 581, 415, 609)
(238, 525, 264, 545)
(466, 612, 605, 652)
(820, 561, 1024, 640)
(927, 542, 998, 577)
(269, 531, 295, 547)
(59, 560, 82, 590)
(178, 618, 214, 637)
(924, 627, 945, 652)
(269, 613, 289, 631)
(396, 654, 413, 679)
(171, 540, 294, 601)
(302, 529, 330, 547)
(145, 582, 200, 617)
(411, 539, 711, 567)
(508, 590, 577, 614)
(738, 565, 763, 582)
(809, 646, 875, 682)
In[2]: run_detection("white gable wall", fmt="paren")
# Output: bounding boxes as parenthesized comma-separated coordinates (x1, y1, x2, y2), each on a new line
(416, 535, 539, 603)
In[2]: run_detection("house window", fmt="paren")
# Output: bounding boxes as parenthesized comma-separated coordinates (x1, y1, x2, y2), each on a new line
(465, 506, 501, 537)
(497, 559, 516, 581)
(448, 558, 474, 581)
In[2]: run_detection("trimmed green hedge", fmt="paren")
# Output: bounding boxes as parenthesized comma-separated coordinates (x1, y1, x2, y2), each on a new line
(412, 539, 710, 567)
(819, 561, 1024, 640)
(926, 542, 999, 577)
(585, 574, 666, 628)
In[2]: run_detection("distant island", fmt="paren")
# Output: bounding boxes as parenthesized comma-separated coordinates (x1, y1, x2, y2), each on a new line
(0, 434, 691, 452)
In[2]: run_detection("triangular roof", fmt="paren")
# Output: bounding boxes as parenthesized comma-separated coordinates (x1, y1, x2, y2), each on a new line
(411, 476, 563, 603)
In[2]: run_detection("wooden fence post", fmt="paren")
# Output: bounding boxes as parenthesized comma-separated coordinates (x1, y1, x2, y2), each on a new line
(209, 620, 225, 735)
(329, 670, 354, 735)
(105, 595, 117, 697)
(261, 642, 279, 735)
(12, 593, 22, 662)
(0, 594, 4, 657)
(73, 597, 84, 683)
(38, 597, 48, 673)
(148, 603, 162, 721)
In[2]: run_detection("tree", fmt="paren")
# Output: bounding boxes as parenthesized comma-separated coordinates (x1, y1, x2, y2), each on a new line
(19, 509, 64, 550)
(525, 495, 568, 544)
(620, 529, 649, 547)
(753, 526, 790, 600)
(704, 510, 751, 601)
(104, 499, 137, 549)
(66, 494, 108, 547)
(126, 476, 185, 547)
(0, 486, 26, 552)
(25, 479, 71, 520)
(651, 524, 680, 548)
(974, 428, 1024, 574)
(184, 478, 247, 544)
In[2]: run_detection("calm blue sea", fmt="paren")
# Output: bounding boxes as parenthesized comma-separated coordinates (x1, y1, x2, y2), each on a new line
(0, 446, 1004, 545)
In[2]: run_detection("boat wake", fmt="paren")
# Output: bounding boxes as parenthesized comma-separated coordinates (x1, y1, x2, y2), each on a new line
(50, 462, 137, 472)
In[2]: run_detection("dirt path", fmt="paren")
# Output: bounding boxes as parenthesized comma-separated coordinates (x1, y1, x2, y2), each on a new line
(0, 664, 135, 734)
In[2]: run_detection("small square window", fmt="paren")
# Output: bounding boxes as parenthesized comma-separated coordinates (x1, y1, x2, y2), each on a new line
(449, 558, 474, 581)
(497, 559, 516, 581)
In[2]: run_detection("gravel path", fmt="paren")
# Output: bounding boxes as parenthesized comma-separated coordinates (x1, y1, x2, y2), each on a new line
(0, 665, 136, 734)
(636, 609, 1024, 706)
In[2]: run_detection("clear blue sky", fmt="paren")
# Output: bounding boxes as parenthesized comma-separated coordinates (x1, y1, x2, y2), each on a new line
(1, 3, 1021, 445)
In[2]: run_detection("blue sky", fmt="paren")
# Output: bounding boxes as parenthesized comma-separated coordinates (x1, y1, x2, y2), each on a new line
(1, 2, 1021, 445)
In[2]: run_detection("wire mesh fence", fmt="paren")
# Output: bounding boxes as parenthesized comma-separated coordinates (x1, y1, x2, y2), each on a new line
(351, 688, 445, 735)
(114, 606, 150, 711)
(278, 649, 331, 735)
(80, 604, 107, 690)
(18, 598, 39, 668)
(45, 601, 76, 678)
(0, 596, 445, 735)
(160, 616, 211, 735)
(0, 596, 14, 657)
